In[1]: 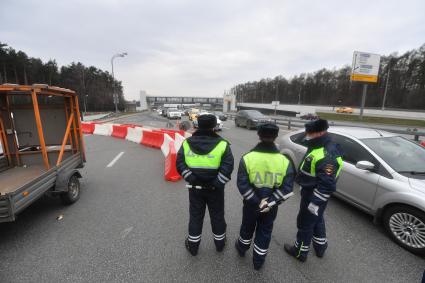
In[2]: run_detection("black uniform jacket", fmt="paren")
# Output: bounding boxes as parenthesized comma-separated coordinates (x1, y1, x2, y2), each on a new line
(237, 142, 295, 206)
(176, 129, 234, 189)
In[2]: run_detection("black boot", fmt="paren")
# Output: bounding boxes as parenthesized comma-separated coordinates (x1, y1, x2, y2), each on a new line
(314, 242, 328, 258)
(284, 243, 307, 262)
(185, 238, 198, 256)
(234, 240, 246, 257)
(253, 261, 264, 271)
(215, 237, 226, 252)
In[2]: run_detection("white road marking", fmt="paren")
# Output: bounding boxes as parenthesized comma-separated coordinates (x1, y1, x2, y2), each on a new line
(107, 151, 125, 168)
(120, 226, 134, 239)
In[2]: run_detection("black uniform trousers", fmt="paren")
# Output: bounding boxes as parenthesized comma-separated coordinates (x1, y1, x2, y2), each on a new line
(187, 187, 226, 250)
(237, 202, 278, 265)
(295, 188, 328, 256)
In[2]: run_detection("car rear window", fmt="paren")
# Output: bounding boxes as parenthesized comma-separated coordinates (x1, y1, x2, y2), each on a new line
(246, 110, 265, 118)
(290, 132, 306, 145)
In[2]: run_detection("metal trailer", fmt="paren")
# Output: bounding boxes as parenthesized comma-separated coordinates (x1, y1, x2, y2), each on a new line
(0, 84, 86, 223)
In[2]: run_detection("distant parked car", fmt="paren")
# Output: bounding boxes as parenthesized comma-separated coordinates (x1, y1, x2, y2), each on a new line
(235, 110, 272, 130)
(300, 113, 319, 120)
(280, 126, 425, 254)
(192, 112, 223, 131)
(166, 108, 182, 119)
(336, 107, 354, 114)
(214, 112, 227, 121)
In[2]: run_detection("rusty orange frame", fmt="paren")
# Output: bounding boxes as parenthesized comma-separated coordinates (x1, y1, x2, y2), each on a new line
(31, 89, 50, 169)
(0, 116, 12, 165)
(57, 112, 74, 166)
(0, 85, 85, 170)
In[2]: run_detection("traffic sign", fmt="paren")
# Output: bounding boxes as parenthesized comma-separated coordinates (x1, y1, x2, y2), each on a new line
(351, 51, 381, 83)
(271, 101, 280, 106)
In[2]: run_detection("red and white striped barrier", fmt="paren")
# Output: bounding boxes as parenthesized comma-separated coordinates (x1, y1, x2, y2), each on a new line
(421, 140, 425, 147)
(82, 122, 96, 134)
(120, 124, 139, 128)
(93, 123, 114, 136)
(164, 141, 181, 182)
(156, 129, 185, 139)
(126, 127, 144, 143)
(85, 122, 191, 182)
(141, 130, 164, 149)
(112, 125, 129, 139)
(161, 133, 174, 156)
(174, 133, 186, 152)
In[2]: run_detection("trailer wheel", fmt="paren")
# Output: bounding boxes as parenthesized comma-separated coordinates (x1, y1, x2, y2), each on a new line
(61, 174, 80, 205)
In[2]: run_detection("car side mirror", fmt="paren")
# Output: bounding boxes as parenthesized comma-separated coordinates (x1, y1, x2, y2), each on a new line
(356, 160, 375, 171)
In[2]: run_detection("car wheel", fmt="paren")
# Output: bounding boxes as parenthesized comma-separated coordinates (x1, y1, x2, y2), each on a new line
(383, 205, 425, 254)
(61, 174, 81, 205)
(246, 120, 253, 130)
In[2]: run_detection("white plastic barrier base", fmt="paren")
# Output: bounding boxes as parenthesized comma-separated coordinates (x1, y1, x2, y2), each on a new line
(161, 133, 174, 156)
(93, 123, 114, 136)
(174, 133, 186, 152)
(126, 127, 144, 143)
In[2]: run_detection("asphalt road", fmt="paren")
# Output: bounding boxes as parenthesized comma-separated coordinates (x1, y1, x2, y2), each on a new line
(239, 103, 425, 120)
(0, 112, 424, 282)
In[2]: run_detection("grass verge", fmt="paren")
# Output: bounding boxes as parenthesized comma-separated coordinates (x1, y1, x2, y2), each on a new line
(316, 112, 425, 127)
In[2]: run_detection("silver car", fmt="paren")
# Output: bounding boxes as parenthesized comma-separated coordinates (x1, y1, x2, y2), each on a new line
(280, 126, 425, 254)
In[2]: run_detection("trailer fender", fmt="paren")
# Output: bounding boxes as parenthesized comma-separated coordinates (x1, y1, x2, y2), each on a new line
(54, 170, 82, 192)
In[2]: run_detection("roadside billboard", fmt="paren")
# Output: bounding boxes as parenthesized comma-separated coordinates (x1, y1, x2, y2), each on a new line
(351, 51, 381, 83)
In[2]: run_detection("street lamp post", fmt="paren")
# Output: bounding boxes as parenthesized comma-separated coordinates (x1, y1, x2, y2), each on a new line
(84, 94, 88, 115)
(382, 58, 398, 111)
(111, 52, 127, 113)
(298, 87, 302, 105)
(382, 68, 391, 110)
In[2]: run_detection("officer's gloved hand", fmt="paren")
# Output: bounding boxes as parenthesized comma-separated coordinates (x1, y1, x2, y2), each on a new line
(307, 202, 319, 216)
(259, 198, 271, 213)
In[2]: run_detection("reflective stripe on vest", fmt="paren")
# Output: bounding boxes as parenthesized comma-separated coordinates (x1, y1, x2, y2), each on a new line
(183, 140, 227, 169)
(243, 152, 289, 189)
(300, 147, 343, 177)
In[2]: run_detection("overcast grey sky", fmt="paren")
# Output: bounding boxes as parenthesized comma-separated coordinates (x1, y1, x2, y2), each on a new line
(1, 0, 425, 99)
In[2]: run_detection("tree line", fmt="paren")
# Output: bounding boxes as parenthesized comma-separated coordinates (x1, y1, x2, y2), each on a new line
(231, 43, 425, 110)
(0, 42, 125, 112)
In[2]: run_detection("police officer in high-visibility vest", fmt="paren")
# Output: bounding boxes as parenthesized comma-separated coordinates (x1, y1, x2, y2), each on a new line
(284, 119, 343, 262)
(176, 114, 234, 256)
(235, 123, 294, 270)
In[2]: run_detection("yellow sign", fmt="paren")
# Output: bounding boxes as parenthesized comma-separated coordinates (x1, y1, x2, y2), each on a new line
(350, 74, 378, 83)
(351, 51, 381, 84)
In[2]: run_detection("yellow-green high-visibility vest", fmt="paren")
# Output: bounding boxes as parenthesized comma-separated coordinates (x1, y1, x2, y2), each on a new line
(183, 140, 227, 169)
(300, 147, 343, 177)
(243, 152, 290, 189)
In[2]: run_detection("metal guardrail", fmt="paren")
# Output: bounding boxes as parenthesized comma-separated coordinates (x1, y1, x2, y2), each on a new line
(225, 113, 425, 141)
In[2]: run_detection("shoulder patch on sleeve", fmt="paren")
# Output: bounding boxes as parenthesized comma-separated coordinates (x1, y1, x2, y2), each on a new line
(324, 164, 334, 175)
